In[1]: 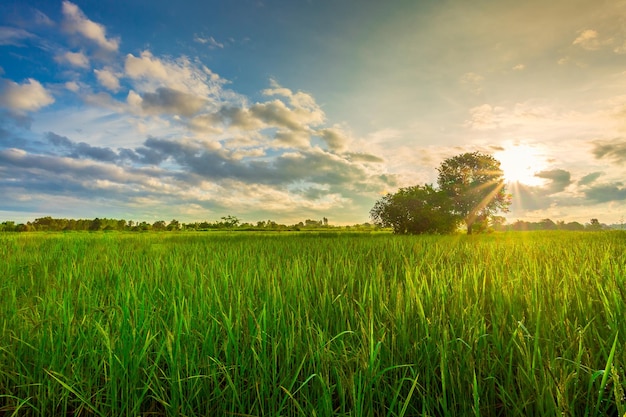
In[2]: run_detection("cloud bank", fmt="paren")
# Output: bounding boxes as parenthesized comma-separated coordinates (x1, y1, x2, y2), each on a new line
(2, 0, 626, 225)
(0, 1, 392, 223)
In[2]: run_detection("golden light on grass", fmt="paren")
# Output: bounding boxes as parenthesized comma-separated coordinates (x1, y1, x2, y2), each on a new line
(2, 232, 625, 415)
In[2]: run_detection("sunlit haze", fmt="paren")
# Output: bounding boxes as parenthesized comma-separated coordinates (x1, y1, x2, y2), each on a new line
(494, 144, 547, 187)
(1, 0, 626, 225)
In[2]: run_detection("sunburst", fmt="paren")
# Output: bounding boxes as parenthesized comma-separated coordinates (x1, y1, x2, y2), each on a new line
(494, 144, 547, 186)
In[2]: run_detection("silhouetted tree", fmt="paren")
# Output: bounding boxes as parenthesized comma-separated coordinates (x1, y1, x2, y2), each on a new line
(167, 219, 181, 231)
(437, 152, 511, 234)
(370, 184, 460, 234)
(220, 215, 240, 228)
(152, 220, 166, 231)
(587, 218, 602, 231)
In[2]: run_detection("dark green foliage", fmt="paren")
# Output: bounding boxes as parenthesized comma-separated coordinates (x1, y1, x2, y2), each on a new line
(437, 151, 511, 234)
(1, 232, 625, 416)
(370, 184, 460, 234)
(371, 152, 511, 235)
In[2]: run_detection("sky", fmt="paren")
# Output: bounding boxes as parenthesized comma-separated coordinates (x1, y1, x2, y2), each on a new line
(1, 0, 626, 225)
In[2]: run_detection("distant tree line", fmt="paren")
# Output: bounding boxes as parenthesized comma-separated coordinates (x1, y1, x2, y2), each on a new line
(0, 216, 379, 233)
(0, 215, 614, 233)
(496, 218, 610, 232)
(0, 213, 615, 234)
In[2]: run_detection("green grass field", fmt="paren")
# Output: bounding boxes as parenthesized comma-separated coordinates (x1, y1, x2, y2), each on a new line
(1, 231, 625, 416)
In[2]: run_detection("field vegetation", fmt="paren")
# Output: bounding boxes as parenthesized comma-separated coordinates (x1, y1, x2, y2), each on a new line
(1, 231, 625, 416)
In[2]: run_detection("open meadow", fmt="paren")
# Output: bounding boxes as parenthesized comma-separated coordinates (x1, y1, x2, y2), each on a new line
(1, 231, 625, 416)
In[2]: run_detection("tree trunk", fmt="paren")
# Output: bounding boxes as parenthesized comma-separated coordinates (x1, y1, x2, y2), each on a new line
(466, 222, 472, 235)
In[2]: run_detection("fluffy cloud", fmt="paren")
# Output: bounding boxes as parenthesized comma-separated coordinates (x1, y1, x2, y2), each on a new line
(116, 135, 390, 191)
(584, 183, 626, 202)
(124, 51, 224, 100)
(204, 106, 263, 131)
(271, 130, 310, 148)
(140, 87, 207, 117)
(534, 169, 572, 194)
(61, 1, 119, 52)
(0, 78, 54, 113)
(184, 82, 333, 151)
(47, 132, 118, 162)
(209, 84, 325, 134)
(125, 51, 169, 80)
(263, 81, 325, 125)
(94, 68, 120, 92)
(572, 29, 606, 51)
(65, 81, 80, 92)
(317, 127, 350, 152)
(0, 2, 502, 221)
(0, 125, 391, 223)
(592, 139, 626, 164)
(0, 147, 124, 181)
(0, 147, 180, 212)
(56, 51, 90, 68)
(250, 100, 311, 131)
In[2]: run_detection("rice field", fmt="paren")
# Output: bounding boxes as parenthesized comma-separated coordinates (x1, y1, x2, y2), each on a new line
(0, 231, 625, 416)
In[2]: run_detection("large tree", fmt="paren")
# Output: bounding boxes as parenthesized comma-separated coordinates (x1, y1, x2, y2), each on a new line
(370, 184, 460, 234)
(437, 152, 511, 234)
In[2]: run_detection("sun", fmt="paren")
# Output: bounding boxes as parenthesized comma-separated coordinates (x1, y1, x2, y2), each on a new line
(494, 144, 547, 186)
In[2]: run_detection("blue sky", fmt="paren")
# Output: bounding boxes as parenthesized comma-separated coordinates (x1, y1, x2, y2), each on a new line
(2, 0, 626, 225)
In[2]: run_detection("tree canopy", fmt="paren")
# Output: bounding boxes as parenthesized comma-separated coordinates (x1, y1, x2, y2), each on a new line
(437, 152, 511, 234)
(370, 184, 460, 234)
(371, 152, 511, 235)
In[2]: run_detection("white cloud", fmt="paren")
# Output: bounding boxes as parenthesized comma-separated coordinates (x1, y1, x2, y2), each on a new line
(125, 51, 168, 80)
(65, 81, 80, 92)
(56, 50, 90, 68)
(573, 29, 599, 49)
(183, 81, 328, 140)
(94, 67, 120, 92)
(126, 90, 143, 109)
(261, 81, 325, 127)
(317, 126, 351, 152)
(194, 35, 224, 49)
(61, 1, 119, 52)
(0, 78, 54, 113)
(572, 29, 612, 51)
(512, 64, 525, 71)
(249, 100, 309, 131)
(272, 130, 311, 148)
(124, 51, 225, 103)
